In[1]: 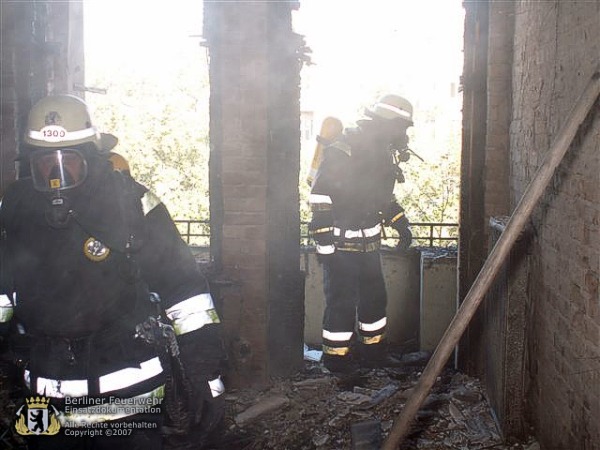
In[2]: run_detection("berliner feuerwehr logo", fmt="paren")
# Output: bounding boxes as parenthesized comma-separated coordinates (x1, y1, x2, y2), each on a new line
(15, 396, 61, 435)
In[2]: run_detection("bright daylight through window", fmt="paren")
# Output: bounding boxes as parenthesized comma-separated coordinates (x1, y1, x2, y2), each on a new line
(84, 0, 464, 247)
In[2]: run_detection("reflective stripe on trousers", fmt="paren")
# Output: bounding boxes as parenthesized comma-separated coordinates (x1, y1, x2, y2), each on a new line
(322, 329, 352, 356)
(358, 317, 387, 344)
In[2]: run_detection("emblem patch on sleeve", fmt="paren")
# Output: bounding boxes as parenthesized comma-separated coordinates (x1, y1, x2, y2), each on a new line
(83, 237, 110, 262)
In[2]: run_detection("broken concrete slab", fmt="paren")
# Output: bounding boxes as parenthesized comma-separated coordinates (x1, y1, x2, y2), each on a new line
(234, 394, 290, 426)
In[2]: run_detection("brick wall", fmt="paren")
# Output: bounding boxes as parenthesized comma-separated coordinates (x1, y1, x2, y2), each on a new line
(204, 2, 303, 386)
(460, 0, 517, 383)
(0, 1, 83, 195)
(205, 2, 271, 386)
(510, 2, 599, 449)
(485, 1, 513, 220)
(0, 2, 40, 194)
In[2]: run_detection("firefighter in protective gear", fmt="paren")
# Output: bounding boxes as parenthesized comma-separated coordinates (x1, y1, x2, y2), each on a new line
(0, 94, 225, 449)
(308, 94, 414, 373)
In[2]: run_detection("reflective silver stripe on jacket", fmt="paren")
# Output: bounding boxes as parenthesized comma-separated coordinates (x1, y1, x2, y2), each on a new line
(0, 293, 13, 323)
(316, 244, 335, 255)
(208, 375, 225, 398)
(24, 357, 164, 397)
(309, 194, 333, 211)
(308, 194, 332, 206)
(24, 371, 88, 398)
(165, 293, 221, 336)
(60, 385, 165, 425)
(100, 357, 163, 393)
(333, 223, 382, 239)
(141, 191, 162, 215)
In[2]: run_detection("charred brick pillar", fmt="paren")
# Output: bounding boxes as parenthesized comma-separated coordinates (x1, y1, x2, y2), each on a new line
(457, 0, 489, 375)
(204, 1, 304, 386)
(1, 1, 48, 194)
(1, 1, 84, 196)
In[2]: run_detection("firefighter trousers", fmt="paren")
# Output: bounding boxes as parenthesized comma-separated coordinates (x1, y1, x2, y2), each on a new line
(321, 250, 387, 357)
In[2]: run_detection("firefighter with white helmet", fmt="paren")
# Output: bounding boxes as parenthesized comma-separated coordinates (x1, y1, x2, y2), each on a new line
(308, 94, 414, 373)
(0, 94, 226, 449)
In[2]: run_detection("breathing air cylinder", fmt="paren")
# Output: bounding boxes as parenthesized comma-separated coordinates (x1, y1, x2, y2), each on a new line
(306, 116, 343, 186)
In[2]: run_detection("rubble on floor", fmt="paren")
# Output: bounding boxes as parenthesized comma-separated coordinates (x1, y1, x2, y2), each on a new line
(210, 351, 538, 450)
(0, 353, 540, 449)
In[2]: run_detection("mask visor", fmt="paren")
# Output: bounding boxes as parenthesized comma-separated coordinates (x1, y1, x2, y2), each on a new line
(30, 149, 88, 192)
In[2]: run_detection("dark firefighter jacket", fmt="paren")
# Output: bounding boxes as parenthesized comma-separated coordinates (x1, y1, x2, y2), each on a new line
(0, 159, 224, 422)
(309, 125, 407, 254)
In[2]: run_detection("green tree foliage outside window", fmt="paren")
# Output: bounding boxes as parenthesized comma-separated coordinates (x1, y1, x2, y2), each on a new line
(88, 69, 210, 222)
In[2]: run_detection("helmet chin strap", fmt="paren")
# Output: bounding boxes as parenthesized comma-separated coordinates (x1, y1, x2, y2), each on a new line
(45, 192, 73, 228)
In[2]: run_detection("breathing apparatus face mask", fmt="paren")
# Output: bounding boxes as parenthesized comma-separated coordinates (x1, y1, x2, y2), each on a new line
(383, 125, 411, 184)
(29, 148, 88, 227)
(390, 134, 411, 158)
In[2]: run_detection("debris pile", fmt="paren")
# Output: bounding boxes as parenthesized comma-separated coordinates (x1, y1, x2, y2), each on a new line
(0, 352, 540, 449)
(212, 353, 538, 450)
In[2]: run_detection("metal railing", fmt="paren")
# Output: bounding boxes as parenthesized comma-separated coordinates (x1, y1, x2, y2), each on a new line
(405, 222, 459, 248)
(175, 219, 458, 248)
(174, 220, 211, 246)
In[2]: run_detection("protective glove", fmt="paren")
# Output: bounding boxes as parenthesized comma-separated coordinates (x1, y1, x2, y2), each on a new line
(396, 226, 413, 252)
(392, 215, 412, 252)
(171, 324, 226, 437)
(163, 374, 225, 449)
(193, 378, 226, 439)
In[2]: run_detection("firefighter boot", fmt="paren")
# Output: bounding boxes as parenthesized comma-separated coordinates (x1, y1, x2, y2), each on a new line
(358, 342, 403, 369)
(323, 354, 359, 374)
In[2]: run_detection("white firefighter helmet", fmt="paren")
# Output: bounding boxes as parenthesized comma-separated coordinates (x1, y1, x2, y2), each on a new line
(23, 94, 117, 152)
(366, 94, 413, 124)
